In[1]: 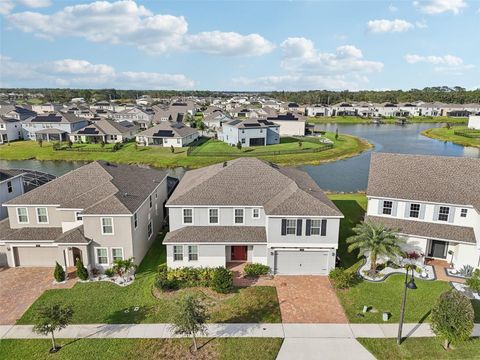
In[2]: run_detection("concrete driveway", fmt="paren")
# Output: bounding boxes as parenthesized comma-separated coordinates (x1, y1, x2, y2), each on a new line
(274, 276, 348, 323)
(0, 267, 75, 325)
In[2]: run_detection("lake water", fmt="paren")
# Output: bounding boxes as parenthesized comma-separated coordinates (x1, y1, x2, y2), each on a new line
(1, 123, 479, 192)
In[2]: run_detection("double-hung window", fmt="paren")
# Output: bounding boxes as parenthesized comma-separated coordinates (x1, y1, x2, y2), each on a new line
(188, 245, 198, 261)
(409, 203, 420, 218)
(438, 206, 450, 222)
(36, 208, 48, 224)
(209, 208, 219, 224)
(101, 217, 114, 235)
(234, 208, 244, 224)
(17, 207, 28, 223)
(134, 212, 138, 228)
(147, 220, 153, 238)
(286, 219, 296, 235)
(252, 208, 260, 219)
(310, 219, 321, 235)
(460, 209, 468, 218)
(75, 211, 82, 221)
(96, 248, 108, 265)
(149, 195, 152, 208)
(382, 201, 393, 215)
(112, 248, 124, 262)
(7, 181, 12, 193)
(173, 245, 183, 261)
(183, 208, 193, 224)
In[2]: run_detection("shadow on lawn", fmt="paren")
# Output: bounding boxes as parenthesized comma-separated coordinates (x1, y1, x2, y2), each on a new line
(104, 305, 150, 324)
(402, 310, 431, 342)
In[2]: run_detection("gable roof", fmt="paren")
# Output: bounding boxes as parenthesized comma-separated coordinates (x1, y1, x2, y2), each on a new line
(73, 119, 135, 136)
(26, 112, 85, 124)
(167, 158, 342, 217)
(6, 161, 169, 214)
(137, 122, 198, 138)
(367, 153, 480, 210)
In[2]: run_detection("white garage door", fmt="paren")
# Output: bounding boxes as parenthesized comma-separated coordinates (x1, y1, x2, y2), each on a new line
(13, 247, 59, 267)
(274, 250, 329, 275)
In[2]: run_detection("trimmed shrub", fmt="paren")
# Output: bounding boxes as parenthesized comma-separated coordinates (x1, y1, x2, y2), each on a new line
(466, 269, 480, 292)
(211, 267, 233, 294)
(329, 267, 358, 289)
(53, 262, 65, 283)
(244, 263, 270, 277)
(104, 268, 115, 278)
(75, 259, 89, 281)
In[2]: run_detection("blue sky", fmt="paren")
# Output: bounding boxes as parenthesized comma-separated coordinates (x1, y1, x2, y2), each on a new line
(1, 0, 479, 90)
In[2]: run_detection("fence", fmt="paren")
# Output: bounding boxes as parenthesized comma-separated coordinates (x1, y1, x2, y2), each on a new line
(53, 145, 119, 153)
(453, 129, 480, 138)
(187, 143, 333, 157)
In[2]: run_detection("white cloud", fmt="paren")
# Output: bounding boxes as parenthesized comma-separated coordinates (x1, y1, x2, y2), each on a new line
(388, 4, 398, 12)
(0, 55, 194, 89)
(0, 0, 14, 14)
(232, 38, 383, 91)
(415, 20, 428, 28)
(367, 19, 415, 33)
(5, 0, 273, 56)
(17, 0, 51, 8)
(413, 0, 467, 14)
(405, 54, 474, 74)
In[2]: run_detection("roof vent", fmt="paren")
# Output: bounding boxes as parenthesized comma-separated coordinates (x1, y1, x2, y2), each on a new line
(223, 161, 228, 167)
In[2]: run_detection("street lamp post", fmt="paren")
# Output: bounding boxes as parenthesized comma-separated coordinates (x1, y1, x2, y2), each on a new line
(397, 267, 417, 345)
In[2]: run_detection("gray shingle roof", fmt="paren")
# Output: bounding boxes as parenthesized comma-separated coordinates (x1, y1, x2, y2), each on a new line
(167, 158, 342, 217)
(0, 219, 62, 241)
(54, 226, 90, 244)
(366, 215, 477, 244)
(6, 161, 169, 214)
(72, 119, 135, 136)
(137, 122, 198, 138)
(0, 169, 24, 182)
(163, 226, 267, 244)
(367, 153, 480, 211)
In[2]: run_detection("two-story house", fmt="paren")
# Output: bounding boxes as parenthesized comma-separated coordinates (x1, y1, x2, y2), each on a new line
(366, 153, 480, 268)
(113, 107, 154, 129)
(0, 161, 173, 269)
(266, 113, 306, 136)
(0, 117, 23, 144)
(218, 119, 280, 147)
(163, 158, 343, 275)
(0, 169, 25, 221)
(22, 113, 88, 141)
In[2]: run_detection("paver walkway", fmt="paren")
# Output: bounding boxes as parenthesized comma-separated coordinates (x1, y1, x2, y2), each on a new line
(0, 267, 75, 325)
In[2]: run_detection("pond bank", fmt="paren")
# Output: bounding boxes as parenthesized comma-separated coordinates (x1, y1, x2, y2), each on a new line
(422, 126, 480, 148)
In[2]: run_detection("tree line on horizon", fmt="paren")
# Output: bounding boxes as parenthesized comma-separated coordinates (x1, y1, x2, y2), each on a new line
(2, 86, 480, 105)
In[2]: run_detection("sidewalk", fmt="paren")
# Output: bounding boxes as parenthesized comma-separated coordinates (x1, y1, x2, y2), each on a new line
(1, 323, 479, 340)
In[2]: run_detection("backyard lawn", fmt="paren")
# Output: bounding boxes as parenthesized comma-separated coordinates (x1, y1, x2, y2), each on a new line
(307, 116, 467, 125)
(0, 338, 283, 360)
(358, 337, 480, 360)
(422, 126, 480, 148)
(17, 234, 281, 325)
(0, 132, 371, 168)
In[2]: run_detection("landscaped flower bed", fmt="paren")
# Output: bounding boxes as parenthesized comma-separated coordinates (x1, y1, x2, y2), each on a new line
(358, 257, 435, 282)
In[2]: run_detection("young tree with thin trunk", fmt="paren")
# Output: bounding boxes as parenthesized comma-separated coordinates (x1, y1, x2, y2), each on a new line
(347, 220, 405, 274)
(170, 294, 208, 352)
(33, 304, 73, 353)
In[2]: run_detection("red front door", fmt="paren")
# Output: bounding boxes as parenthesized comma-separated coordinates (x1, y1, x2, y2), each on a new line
(231, 246, 247, 261)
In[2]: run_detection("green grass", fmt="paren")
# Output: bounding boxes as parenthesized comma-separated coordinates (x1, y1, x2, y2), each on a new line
(328, 193, 367, 269)
(307, 116, 467, 125)
(0, 132, 371, 168)
(17, 235, 281, 325)
(0, 338, 283, 360)
(422, 126, 480, 148)
(358, 337, 480, 360)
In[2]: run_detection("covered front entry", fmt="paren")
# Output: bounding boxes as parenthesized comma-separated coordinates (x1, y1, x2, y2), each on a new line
(274, 249, 330, 275)
(249, 138, 265, 146)
(13, 246, 59, 267)
(231, 246, 248, 261)
(427, 240, 448, 259)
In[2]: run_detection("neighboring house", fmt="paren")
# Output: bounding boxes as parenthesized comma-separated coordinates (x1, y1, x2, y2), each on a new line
(152, 105, 187, 123)
(0, 117, 23, 144)
(70, 119, 138, 144)
(113, 107, 154, 129)
(266, 113, 306, 136)
(366, 153, 480, 268)
(305, 105, 332, 117)
(22, 113, 88, 141)
(202, 110, 231, 130)
(0, 169, 25, 220)
(0, 105, 37, 121)
(218, 119, 280, 147)
(468, 115, 480, 130)
(136, 122, 199, 147)
(31, 103, 63, 114)
(163, 158, 343, 275)
(0, 161, 173, 268)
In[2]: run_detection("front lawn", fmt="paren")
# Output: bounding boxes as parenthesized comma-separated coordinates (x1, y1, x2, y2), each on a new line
(18, 235, 281, 324)
(422, 126, 480, 148)
(358, 337, 480, 360)
(0, 338, 283, 360)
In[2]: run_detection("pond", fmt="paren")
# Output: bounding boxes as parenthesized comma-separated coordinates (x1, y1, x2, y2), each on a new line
(0, 123, 478, 192)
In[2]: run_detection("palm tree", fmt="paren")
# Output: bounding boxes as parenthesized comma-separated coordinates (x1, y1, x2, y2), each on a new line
(347, 220, 405, 274)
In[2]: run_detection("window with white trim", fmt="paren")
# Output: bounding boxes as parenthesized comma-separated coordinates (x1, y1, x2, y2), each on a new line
(173, 245, 183, 261)
(134, 212, 138, 228)
(188, 245, 198, 261)
(183, 208, 193, 224)
(409, 203, 420, 218)
(101, 217, 114, 234)
(252, 208, 260, 219)
(234, 208, 244, 224)
(112, 248, 124, 262)
(310, 219, 321, 235)
(286, 219, 296, 235)
(75, 211, 82, 221)
(209, 208, 219, 224)
(7, 181, 12, 193)
(382, 201, 393, 215)
(36, 207, 48, 223)
(147, 219, 153, 238)
(438, 206, 450, 222)
(17, 207, 28, 223)
(96, 248, 108, 265)
(460, 208, 468, 218)
(149, 195, 152, 208)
